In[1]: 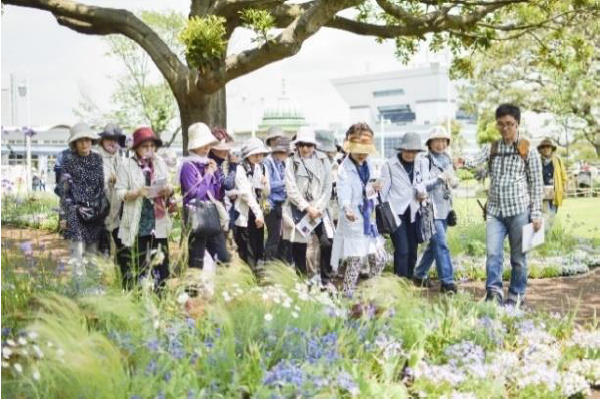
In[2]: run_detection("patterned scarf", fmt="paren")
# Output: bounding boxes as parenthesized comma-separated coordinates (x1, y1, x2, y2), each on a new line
(351, 157, 377, 237)
(136, 155, 166, 219)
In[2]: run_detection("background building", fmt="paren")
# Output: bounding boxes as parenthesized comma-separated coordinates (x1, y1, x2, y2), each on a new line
(332, 62, 478, 159)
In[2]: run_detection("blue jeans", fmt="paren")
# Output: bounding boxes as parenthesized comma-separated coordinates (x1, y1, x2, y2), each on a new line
(486, 211, 529, 300)
(415, 219, 454, 285)
(390, 209, 418, 279)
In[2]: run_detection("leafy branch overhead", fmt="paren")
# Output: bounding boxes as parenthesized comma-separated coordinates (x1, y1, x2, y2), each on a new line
(179, 15, 227, 71)
(3, 0, 598, 153)
(240, 9, 275, 44)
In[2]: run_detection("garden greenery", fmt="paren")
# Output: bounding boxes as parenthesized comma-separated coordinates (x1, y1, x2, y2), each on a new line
(1, 248, 598, 398)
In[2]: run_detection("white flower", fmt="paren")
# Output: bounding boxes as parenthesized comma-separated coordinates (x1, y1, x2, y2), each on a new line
(282, 300, 291, 309)
(567, 330, 600, 351)
(13, 363, 23, 373)
(6, 339, 16, 347)
(153, 319, 160, 329)
(561, 372, 591, 397)
(18, 337, 27, 346)
(32, 345, 44, 359)
(1, 361, 9, 368)
(28, 331, 38, 340)
(223, 291, 232, 302)
(2, 347, 12, 359)
(47, 341, 54, 348)
(262, 293, 269, 301)
(264, 313, 273, 322)
(177, 292, 190, 305)
(568, 359, 600, 386)
(32, 368, 41, 381)
(291, 312, 299, 319)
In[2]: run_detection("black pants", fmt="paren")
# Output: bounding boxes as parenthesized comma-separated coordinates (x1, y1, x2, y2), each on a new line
(99, 228, 128, 282)
(264, 203, 284, 261)
(291, 223, 332, 281)
(123, 235, 170, 291)
(98, 228, 112, 255)
(188, 231, 230, 269)
(234, 212, 264, 270)
(390, 208, 418, 279)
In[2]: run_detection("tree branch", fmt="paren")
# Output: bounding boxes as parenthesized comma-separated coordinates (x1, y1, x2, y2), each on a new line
(3, 0, 188, 93)
(200, 0, 359, 92)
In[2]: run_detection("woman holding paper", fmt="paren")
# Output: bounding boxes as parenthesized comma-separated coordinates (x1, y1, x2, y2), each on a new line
(115, 127, 174, 290)
(180, 123, 231, 269)
(283, 127, 332, 281)
(413, 126, 459, 293)
(233, 137, 271, 269)
(331, 123, 386, 297)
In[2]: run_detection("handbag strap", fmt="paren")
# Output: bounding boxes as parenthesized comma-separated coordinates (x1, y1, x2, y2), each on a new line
(181, 161, 213, 203)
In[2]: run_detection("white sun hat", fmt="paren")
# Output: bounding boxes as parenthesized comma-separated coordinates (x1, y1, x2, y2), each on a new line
(188, 122, 218, 151)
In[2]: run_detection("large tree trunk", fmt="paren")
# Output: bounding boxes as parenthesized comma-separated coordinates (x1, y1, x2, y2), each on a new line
(177, 86, 227, 155)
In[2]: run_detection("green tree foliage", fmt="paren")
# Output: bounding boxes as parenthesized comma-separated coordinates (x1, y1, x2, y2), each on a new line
(454, 2, 599, 155)
(75, 11, 184, 141)
(240, 9, 275, 44)
(8, 0, 599, 153)
(179, 15, 227, 70)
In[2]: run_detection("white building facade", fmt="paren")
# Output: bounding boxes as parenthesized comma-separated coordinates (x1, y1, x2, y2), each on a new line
(331, 63, 478, 159)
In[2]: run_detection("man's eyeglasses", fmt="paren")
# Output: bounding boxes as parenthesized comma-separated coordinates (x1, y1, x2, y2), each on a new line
(297, 142, 314, 148)
(496, 122, 517, 130)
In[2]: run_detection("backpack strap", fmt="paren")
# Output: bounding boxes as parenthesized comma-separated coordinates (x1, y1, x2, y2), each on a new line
(488, 140, 500, 172)
(516, 138, 530, 165)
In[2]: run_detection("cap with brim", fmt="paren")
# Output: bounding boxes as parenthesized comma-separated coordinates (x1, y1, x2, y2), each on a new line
(188, 122, 218, 151)
(242, 137, 271, 159)
(271, 137, 290, 153)
(293, 127, 317, 146)
(99, 123, 125, 140)
(425, 126, 451, 146)
(395, 132, 424, 152)
(315, 130, 337, 152)
(68, 122, 100, 148)
(537, 138, 557, 151)
(212, 141, 232, 151)
(132, 127, 163, 150)
(343, 131, 378, 155)
(265, 126, 284, 143)
(211, 126, 234, 151)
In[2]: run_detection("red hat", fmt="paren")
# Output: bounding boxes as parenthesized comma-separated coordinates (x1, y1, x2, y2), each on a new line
(132, 127, 162, 149)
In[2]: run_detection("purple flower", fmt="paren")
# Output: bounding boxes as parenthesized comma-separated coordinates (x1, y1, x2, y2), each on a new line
(20, 241, 33, 257)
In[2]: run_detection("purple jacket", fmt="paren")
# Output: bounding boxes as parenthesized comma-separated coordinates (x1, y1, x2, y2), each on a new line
(180, 160, 223, 207)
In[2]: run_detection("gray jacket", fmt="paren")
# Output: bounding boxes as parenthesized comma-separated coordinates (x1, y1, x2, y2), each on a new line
(422, 152, 458, 220)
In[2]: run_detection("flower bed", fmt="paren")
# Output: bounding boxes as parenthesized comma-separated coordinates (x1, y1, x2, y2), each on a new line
(1, 249, 598, 398)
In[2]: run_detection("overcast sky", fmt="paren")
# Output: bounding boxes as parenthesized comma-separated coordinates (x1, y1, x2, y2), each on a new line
(2, 0, 442, 132)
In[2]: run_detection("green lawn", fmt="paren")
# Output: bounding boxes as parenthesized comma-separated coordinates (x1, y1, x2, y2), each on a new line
(453, 197, 600, 239)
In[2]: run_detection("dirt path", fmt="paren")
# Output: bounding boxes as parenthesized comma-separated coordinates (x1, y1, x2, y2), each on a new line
(418, 270, 600, 323)
(2, 227, 599, 323)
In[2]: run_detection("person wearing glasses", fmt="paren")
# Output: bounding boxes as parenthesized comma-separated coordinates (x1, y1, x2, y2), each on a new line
(284, 127, 333, 281)
(455, 103, 543, 307)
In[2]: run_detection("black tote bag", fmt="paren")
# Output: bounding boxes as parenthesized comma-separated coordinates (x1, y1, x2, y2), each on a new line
(375, 193, 398, 235)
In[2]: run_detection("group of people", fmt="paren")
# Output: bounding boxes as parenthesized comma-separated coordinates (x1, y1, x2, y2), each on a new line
(55, 103, 565, 304)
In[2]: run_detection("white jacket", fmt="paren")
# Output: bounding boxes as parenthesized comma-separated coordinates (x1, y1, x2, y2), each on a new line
(381, 155, 427, 224)
(330, 156, 380, 269)
(115, 155, 173, 247)
(98, 146, 123, 231)
(234, 162, 270, 228)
